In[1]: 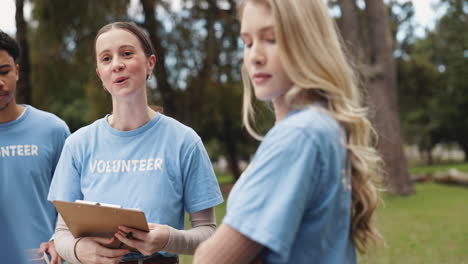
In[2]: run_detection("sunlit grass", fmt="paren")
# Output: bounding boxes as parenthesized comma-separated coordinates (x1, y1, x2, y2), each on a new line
(215, 170, 235, 185)
(360, 183, 468, 264)
(410, 162, 468, 175)
(179, 182, 468, 264)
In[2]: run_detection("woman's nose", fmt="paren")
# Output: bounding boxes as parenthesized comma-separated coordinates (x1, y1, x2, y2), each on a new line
(112, 59, 125, 71)
(250, 44, 266, 66)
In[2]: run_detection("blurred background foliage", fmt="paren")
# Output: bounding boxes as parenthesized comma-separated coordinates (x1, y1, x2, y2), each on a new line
(10, 0, 468, 186)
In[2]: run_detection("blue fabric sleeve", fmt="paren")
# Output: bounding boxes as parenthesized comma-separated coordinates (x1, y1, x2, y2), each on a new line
(182, 139, 223, 214)
(48, 140, 84, 202)
(223, 128, 320, 261)
(51, 122, 70, 175)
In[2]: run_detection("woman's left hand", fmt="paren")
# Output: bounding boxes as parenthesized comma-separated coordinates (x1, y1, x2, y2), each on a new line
(115, 223, 170, 256)
(39, 240, 62, 264)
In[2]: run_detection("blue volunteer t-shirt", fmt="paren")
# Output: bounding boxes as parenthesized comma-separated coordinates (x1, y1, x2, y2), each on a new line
(48, 113, 223, 242)
(0, 207, 28, 263)
(223, 106, 356, 264)
(0, 105, 70, 250)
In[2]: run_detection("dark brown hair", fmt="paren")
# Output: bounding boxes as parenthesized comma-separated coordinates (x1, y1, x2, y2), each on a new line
(94, 21, 156, 62)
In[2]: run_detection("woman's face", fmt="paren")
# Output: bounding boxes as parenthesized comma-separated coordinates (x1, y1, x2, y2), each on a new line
(240, 1, 293, 102)
(95, 28, 155, 98)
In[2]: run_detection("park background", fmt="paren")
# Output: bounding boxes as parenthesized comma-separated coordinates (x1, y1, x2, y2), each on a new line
(1, 0, 467, 263)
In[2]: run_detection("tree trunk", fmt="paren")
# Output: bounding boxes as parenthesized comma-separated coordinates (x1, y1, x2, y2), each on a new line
(184, 0, 219, 128)
(460, 143, 468, 163)
(140, 0, 177, 118)
(427, 150, 433, 165)
(338, 0, 414, 195)
(422, 147, 433, 165)
(15, 0, 32, 105)
(337, 0, 368, 62)
(220, 105, 241, 180)
(222, 124, 241, 180)
(364, 0, 413, 195)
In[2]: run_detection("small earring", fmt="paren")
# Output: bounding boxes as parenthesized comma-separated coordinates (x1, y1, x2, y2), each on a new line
(147, 74, 152, 80)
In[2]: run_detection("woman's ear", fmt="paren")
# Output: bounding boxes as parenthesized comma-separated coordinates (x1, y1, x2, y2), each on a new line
(147, 54, 156, 74)
(96, 68, 101, 79)
(96, 68, 107, 91)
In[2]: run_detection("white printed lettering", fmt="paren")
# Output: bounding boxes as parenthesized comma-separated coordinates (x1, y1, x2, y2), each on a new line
(89, 160, 98, 173)
(106, 161, 112, 173)
(139, 159, 146, 171)
(87, 158, 164, 174)
(1, 146, 9, 157)
(97, 160, 106, 173)
(9, 145, 16, 156)
(122, 160, 131, 172)
(131, 160, 139, 172)
(154, 158, 163, 170)
(17, 145, 24, 156)
(112, 160, 121, 173)
(0, 145, 39, 157)
(24, 145, 31, 156)
(147, 158, 154, 171)
(31, 145, 38, 156)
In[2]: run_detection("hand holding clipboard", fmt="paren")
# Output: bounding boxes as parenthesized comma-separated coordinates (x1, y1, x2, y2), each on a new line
(52, 200, 149, 249)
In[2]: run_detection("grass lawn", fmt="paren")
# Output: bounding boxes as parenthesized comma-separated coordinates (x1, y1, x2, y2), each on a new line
(410, 162, 468, 175)
(360, 183, 468, 264)
(180, 183, 468, 264)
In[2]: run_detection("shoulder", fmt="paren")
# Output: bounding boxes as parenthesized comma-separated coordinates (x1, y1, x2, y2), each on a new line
(159, 114, 201, 145)
(267, 106, 342, 146)
(27, 105, 69, 132)
(64, 118, 102, 146)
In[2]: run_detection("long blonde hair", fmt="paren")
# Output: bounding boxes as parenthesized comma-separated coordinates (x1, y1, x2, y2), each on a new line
(238, 0, 383, 253)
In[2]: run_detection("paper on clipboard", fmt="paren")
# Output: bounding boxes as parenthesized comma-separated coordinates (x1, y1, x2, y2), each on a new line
(52, 200, 149, 244)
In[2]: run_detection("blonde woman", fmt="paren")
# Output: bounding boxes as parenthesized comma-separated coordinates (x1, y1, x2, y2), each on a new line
(193, 0, 383, 263)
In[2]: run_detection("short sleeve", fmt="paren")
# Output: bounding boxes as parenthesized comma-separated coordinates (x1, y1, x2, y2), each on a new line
(48, 140, 83, 202)
(223, 127, 321, 261)
(51, 122, 71, 174)
(182, 139, 224, 213)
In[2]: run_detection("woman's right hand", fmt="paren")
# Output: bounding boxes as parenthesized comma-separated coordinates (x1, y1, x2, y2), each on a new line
(75, 236, 130, 264)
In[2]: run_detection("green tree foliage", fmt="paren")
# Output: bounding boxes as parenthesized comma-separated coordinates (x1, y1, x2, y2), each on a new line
(29, 0, 129, 131)
(398, 0, 468, 161)
(139, 0, 267, 178)
(391, 2, 443, 164)
(22, 0, 466, 179)
(398, 52, 443, 164)
(22, 0, 263, 178)
(433, 0, 468, 159)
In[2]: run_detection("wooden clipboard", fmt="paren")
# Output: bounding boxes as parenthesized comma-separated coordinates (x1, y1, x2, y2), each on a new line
(53, 200, 149, 246)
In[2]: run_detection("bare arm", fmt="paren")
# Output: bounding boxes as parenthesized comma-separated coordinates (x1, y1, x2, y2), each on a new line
(193, 224, 264, 264)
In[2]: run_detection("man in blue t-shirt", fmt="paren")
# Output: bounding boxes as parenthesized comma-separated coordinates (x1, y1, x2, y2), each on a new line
(0, 30, 70, 263)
